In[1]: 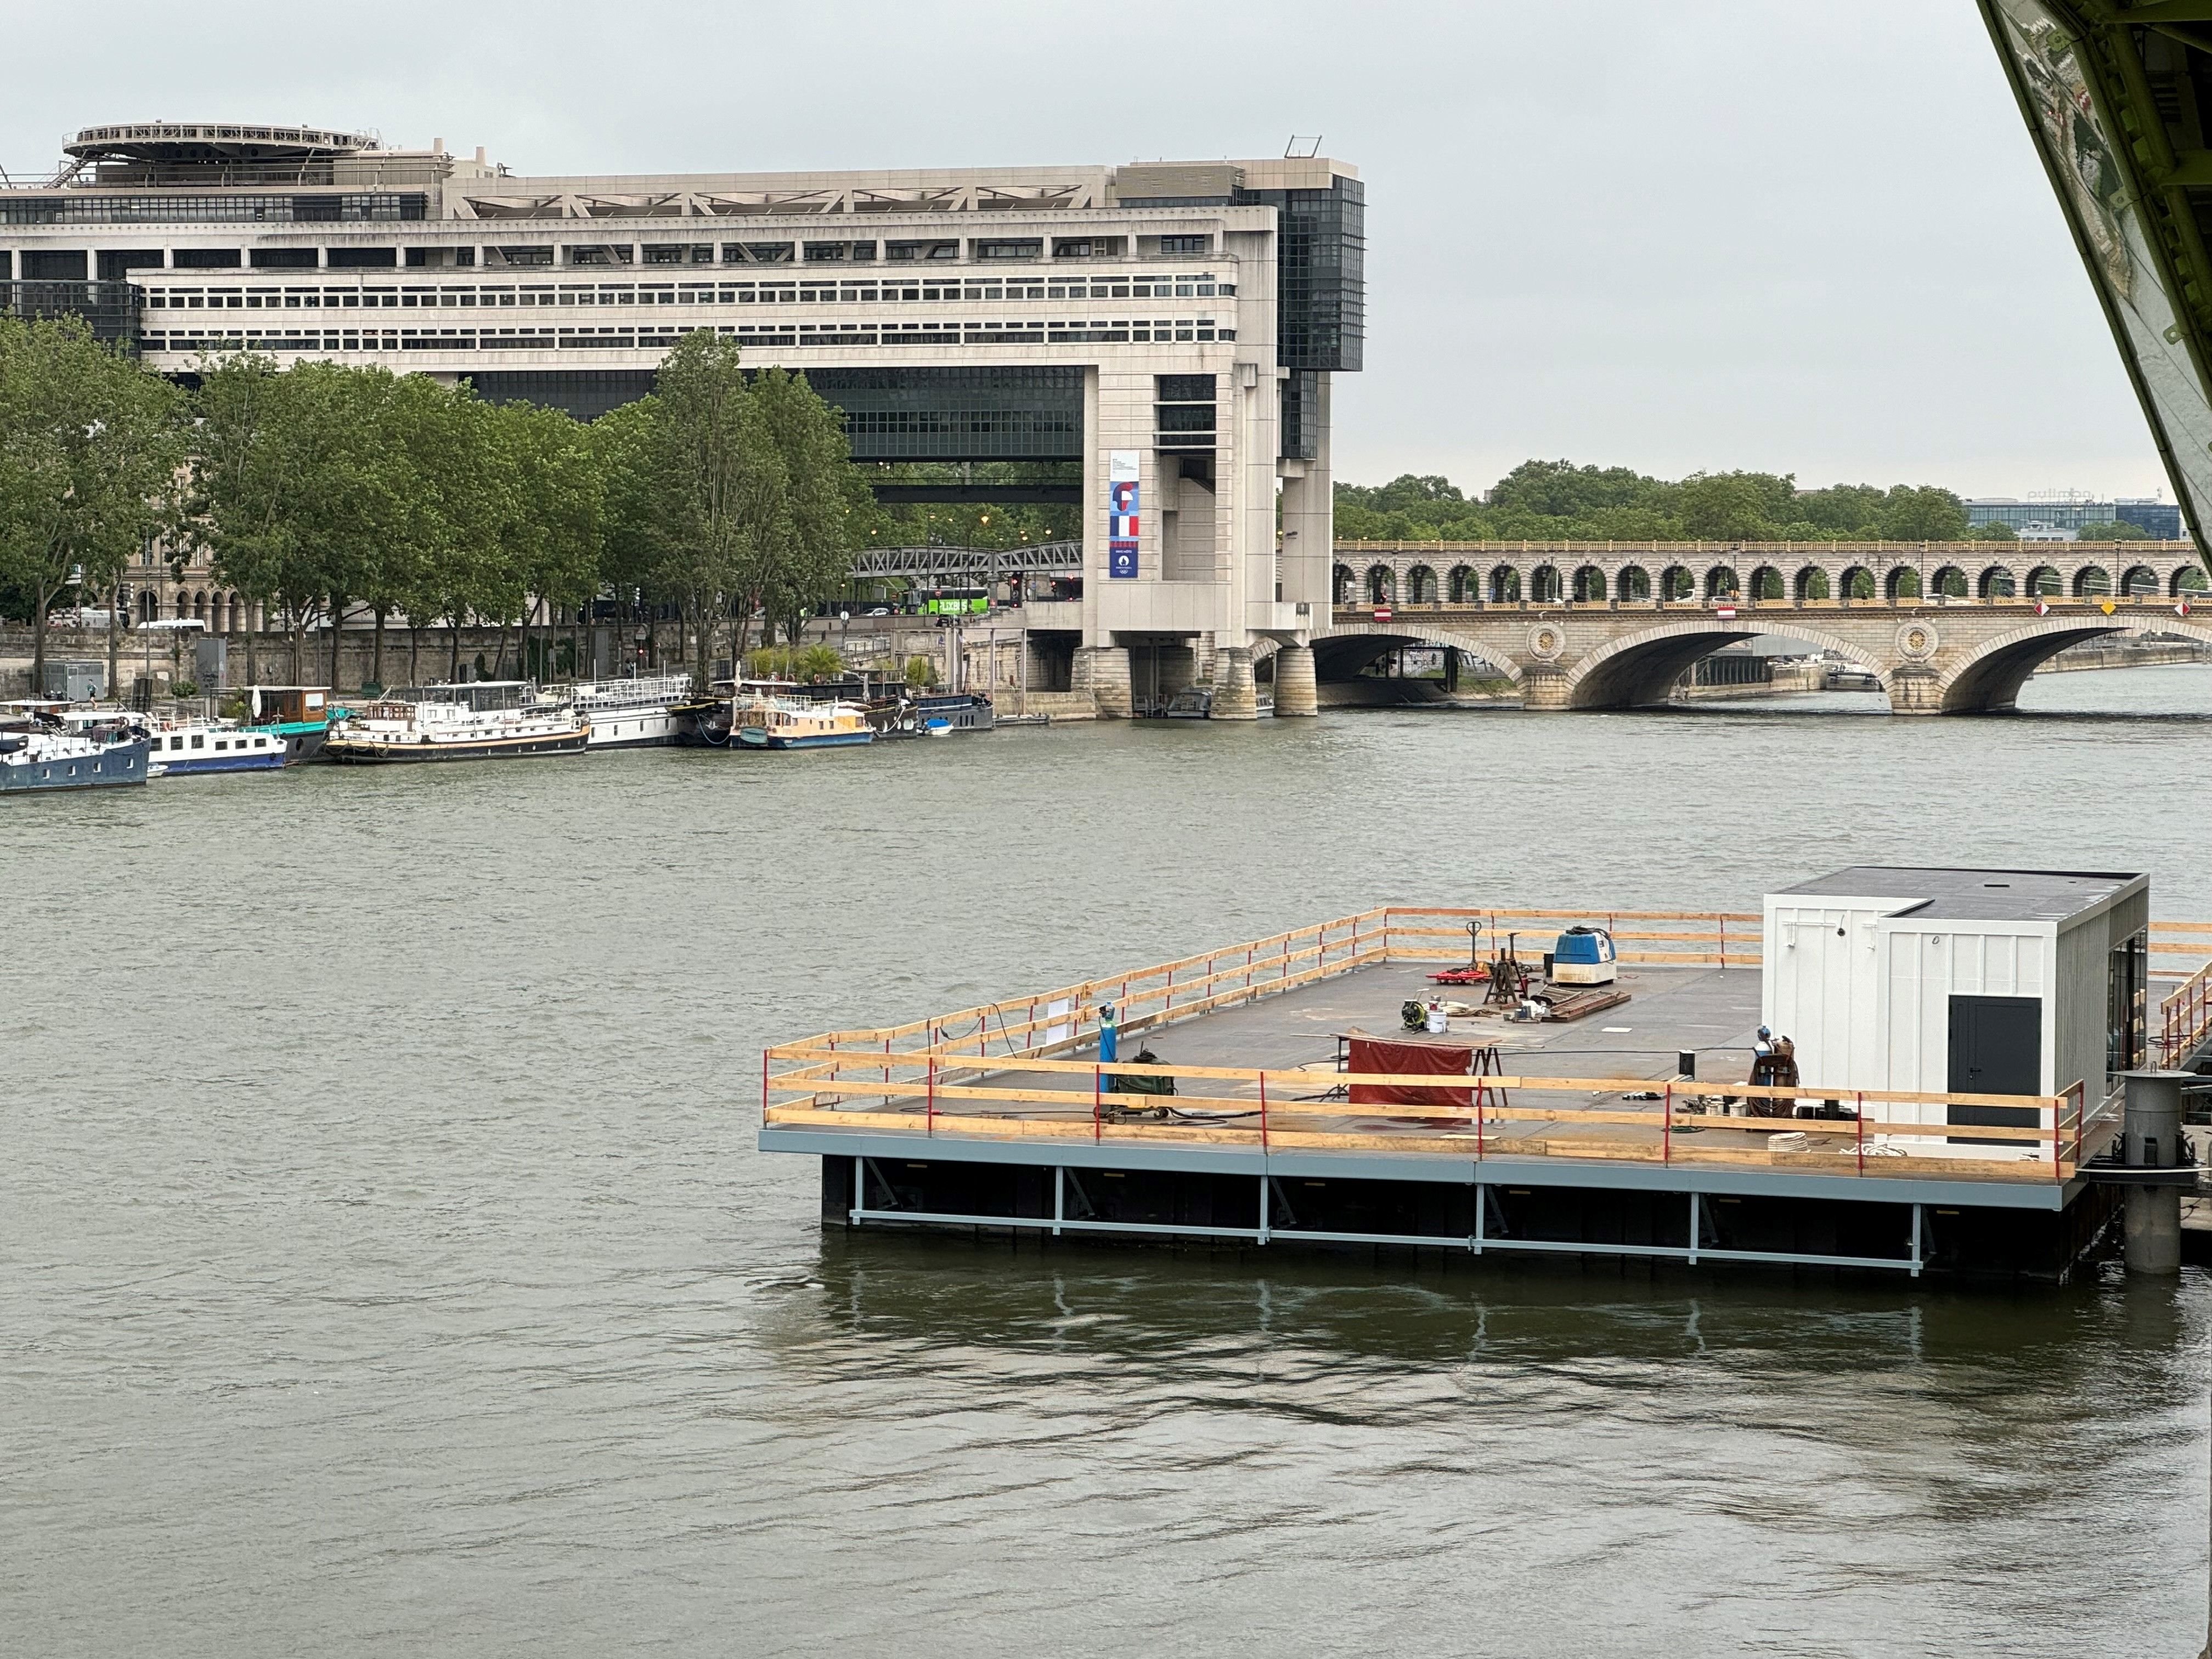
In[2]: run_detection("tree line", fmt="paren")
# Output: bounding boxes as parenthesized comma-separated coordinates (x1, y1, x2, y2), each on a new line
(1335, 461, 2161, 544)
(0, 316, 869, 690)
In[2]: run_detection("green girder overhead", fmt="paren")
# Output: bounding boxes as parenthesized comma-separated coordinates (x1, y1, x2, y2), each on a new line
(1978, 0, 2212, 563)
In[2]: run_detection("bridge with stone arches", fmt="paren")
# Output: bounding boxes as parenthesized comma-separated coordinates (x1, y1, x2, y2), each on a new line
(1272, 540, 2212, 715)
(1331, 539, 2209, 610)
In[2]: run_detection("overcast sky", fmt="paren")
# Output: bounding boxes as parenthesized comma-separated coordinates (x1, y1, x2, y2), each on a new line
(5, 1, 2163, 501)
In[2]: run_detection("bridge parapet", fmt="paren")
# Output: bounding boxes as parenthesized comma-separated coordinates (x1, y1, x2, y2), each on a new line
(1331, 540, 2208, 607)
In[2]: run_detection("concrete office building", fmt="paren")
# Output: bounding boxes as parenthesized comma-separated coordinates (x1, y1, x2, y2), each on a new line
(0, 123, 1365, 715)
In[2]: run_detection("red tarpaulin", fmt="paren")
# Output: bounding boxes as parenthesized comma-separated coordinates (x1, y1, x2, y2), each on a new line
(1348, 1036, 1474, 1107)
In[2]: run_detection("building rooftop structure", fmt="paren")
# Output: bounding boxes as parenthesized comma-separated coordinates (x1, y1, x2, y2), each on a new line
(1772, 866, 2145, 924)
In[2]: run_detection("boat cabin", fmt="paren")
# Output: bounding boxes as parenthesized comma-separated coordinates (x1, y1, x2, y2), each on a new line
(245, 686, 330, 724)
(388, 681, 535, 712)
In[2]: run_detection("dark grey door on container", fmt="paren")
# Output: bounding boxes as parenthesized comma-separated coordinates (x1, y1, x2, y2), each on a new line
(1946, 994, 2042, 1144)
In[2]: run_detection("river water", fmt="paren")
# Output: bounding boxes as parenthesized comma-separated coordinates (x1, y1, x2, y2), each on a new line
(8, 665, 2212, 1657)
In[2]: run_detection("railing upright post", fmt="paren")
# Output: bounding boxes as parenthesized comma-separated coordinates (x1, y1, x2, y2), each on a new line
(1856, 1091, 1865, 1175)
(760, 1048, 769, 1120)
(1094, 1064, 1102, 1142)
(1718, 914, 1727, 970)
(1663, 1082, 1672, 1164)
(927, 1054, 936, 1135)
(1260, 1069, 1269, 1150)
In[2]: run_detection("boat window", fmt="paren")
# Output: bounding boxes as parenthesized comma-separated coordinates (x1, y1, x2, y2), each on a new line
(190, 735, 204, 749)
(170, 736, 183, 750)
(215, 740, 228, 749)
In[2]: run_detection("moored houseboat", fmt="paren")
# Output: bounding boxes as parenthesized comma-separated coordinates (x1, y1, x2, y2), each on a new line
(142, 715, 289, 775)
(325, 682, 589, 763)
(0, 705, 153, 794)
(737, 698, 874, 750)
(561, 674, 693, 749)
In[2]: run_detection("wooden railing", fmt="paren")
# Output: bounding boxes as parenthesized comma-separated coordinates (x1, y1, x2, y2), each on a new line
(2163, 948, 2212, 1066)
(759, 904, 2202, 1184)
(764, 1044, 2098, 1183)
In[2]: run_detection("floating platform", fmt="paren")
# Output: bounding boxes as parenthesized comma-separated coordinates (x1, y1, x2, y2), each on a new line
(760, 906, 2212, 1280)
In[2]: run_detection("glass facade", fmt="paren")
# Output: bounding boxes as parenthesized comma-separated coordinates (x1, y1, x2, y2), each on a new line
(0, 279, 143, 349)
(1155, 373, 1216, 451)
(1963, 496, 2184, 536)
(467, 368, 658, 422)
(0, 193, 426, 224)
(1235, 175, 1364, 373)
(1279, 369, 1319, 462)
(806, 366, 1084, 461)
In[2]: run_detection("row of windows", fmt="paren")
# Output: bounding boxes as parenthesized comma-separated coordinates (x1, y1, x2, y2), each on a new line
(2, 194, 427, 224)
(142, 320, 1235, 354)
(558, 235, 1210, 265)
(138, 274, 1234, 311)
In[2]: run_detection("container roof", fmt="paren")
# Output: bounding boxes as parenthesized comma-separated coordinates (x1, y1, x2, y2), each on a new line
(1772, 866, 2143, 924)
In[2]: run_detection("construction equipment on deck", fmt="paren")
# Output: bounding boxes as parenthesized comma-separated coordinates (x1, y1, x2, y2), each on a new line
(1486, 932, 1533, 1006)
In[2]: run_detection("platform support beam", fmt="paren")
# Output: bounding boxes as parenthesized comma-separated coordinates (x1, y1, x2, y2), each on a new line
(1052, 1166, 1064, 1237)
(1911, 1203, 1923, 1278)
(1257, 1173, 1271, 1244)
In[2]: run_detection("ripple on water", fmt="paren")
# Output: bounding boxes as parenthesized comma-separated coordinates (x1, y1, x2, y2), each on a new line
(5, 669, 2211, 1656)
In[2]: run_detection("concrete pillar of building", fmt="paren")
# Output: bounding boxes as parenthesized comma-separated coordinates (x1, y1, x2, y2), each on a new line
(1210, 646, 1259, 720)
(1074, 645, 1132, 718)
(1272, 642, 1318, 716)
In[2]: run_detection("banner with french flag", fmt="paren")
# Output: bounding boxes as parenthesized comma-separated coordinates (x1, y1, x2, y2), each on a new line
(1108, 451, 1140, 578)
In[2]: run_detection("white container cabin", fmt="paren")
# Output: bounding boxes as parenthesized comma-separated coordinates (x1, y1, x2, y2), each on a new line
(1762, 867, 2149, 1160)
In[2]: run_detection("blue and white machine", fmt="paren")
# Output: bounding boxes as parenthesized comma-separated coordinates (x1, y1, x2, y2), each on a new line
(1550, 926, 1618, 986)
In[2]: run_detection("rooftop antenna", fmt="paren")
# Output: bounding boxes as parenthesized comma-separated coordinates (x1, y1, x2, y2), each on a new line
(1284, 134, 1323, 158)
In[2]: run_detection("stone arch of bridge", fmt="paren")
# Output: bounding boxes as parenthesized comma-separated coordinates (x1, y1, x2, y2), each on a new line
(1310, 625, 1522, 687)
(1936, 615, 2212, 712)
(1561, 618, 1889, 712)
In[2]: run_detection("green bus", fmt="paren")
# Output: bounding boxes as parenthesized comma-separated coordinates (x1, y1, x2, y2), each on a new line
(916, 586, 990, 617)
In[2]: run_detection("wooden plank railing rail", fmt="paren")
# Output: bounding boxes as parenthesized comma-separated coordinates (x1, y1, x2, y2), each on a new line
(765, 901, 2198, 1180)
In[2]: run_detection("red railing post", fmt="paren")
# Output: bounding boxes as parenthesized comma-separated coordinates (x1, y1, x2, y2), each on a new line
(1259, 1069, 1269, 1150)
(1855, 1092, 1865, 1175)
(926, 1053, 936, 1134)
(1094, 1064, 1103, 1142)
(760, 1048, 770, 1120)
(1718, 914, 1727, 970)
(1662, 1082, 1672, 1164)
